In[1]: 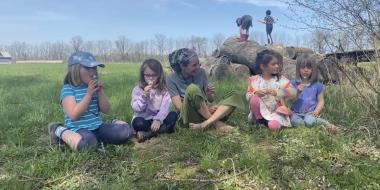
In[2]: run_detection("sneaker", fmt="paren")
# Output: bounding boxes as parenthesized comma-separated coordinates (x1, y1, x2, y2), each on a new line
(48, 122, 63, 145)
(136, 131, 155, 143)
(248, 112, 255, 124)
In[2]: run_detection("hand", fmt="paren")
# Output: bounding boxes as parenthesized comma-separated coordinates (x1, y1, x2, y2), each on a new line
(297, 84, 306, 92)
(208, 104, 218, 114)
(151, 120, 161, 132)
(266, 89, 277, 96)
(254, 89, 267, 97)
(310, 110, 320, 117)
(87, 80, 100, 95)
(206, 83, 215, 96)
(96, 80, 104, 91)
(144, 85, 152, 96)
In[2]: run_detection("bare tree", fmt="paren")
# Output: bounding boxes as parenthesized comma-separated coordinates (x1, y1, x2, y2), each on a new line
(115, 35, 131, 61)
(154, 34, 167, 58)
(70, 36, 84, 52)
(212, 33, 225, 51)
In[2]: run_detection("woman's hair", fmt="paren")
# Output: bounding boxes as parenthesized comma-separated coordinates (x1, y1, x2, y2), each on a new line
(63, 64, 82, 86)
(168, 48, 198, 73)
(254, 49, 283, 79)
(139, 58, 166, 92)
(295, 53, 319, 83)
(266, 10, 271, 15)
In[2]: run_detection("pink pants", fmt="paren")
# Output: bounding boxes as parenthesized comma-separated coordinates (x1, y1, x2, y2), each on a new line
(249, 96, 281, 131)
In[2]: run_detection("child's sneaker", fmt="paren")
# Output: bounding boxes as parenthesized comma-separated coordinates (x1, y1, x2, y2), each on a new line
(136, 131, 155, 143)
(248, 112, 255, 124)
(48, 122, 63, 145)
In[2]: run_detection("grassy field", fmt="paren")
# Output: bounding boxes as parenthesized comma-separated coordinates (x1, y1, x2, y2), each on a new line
(0, 63, 379, 189)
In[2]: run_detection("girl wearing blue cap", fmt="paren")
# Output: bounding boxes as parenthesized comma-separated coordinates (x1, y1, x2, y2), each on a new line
(48, 51, 133, 151)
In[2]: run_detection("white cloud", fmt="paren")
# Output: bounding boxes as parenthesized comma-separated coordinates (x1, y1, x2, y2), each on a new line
(215, 0, 288, 8)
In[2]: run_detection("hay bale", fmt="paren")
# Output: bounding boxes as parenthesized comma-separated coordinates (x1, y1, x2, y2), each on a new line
(218, 36, 265, 74)
(318, 56, 341, 83)
(200, 56, 233, 79)
(231, 63, 250, 78)
(285, 46, 314, 59)
(210, 63, 233, 79)
(282, 58, 296, 80)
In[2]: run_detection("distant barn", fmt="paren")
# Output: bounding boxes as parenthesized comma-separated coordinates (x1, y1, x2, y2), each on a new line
(0, 51, 13, 64)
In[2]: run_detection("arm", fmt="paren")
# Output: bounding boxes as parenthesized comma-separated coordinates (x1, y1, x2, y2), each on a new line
(131, 86, 149, 112)
(171, 96, 182, 111)
(153, 92, 172, 124)
(313, 91, 324, 116)
(61, 81, 98, 121)
(97, 88, 110, 114)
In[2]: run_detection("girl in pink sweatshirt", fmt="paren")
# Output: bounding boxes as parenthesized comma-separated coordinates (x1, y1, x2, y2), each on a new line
(131, 59, 178, 142)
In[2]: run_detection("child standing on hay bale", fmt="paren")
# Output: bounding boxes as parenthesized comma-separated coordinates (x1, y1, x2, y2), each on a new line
(48, 51, 133, 151)
(131, 59, 178, 142)
(290, 53, 338, 133)
(247, 49, 297, 131)
(259, 10, 275, 45)
(236, 15, 253, 42)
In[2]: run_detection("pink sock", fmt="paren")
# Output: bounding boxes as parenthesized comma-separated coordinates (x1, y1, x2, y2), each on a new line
(249, 96, 263, 120)
(268, 120, 281, 131)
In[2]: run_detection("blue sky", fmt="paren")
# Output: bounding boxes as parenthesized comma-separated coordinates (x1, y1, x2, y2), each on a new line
(0, 0, 305, 45)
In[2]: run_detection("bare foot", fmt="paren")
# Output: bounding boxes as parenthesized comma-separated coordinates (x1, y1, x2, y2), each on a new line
(189, 122, 208, 129)
(214, 121, 234, 131)
(327, 124, 339, 134)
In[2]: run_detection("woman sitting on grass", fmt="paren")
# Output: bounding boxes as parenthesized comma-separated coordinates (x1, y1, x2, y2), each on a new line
(166, 48, 245, 130)
(131, 59, 178, 142)
(48, 51, 133, 151)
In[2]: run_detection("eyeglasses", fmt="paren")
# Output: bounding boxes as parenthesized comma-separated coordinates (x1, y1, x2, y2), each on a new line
(144, 73, 157, 78)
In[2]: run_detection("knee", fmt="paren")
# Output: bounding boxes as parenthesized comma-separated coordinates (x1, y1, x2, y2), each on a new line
(76, 135, 98, 151)
(132, 117, 146, 131)
(167, 111, 179, 122)
(304, 116, 317, 127)
(268, 120, 281, 131)
(186, 84, 201, 95)
(290, 115, 305, 126)
(249, 96, 260, 109)
(112, 124, 133, 144)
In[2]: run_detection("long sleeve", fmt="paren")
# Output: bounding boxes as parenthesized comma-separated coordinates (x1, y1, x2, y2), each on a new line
(275, 76, 297, 98)
(131, 86, 149, 112)
(246, 76, 259, 100)
(152, 91, 172, 124)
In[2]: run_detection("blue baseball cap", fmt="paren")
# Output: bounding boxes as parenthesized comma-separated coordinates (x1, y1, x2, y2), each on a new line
(67, 51, 105, 68)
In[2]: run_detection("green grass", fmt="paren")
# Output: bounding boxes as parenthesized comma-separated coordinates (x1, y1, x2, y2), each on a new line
(0, 63, 379, 189)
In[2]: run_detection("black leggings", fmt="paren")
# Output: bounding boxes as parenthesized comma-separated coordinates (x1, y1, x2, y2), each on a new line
(132, 111, 178, 133)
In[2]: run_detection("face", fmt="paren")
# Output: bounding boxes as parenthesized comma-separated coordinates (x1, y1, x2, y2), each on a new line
(143, 66, 158, 85)
(300, 66, 312, 80)
(261, 57, 279, 75)
(181, 56, 200, 76)
(79, 66, 98, 84)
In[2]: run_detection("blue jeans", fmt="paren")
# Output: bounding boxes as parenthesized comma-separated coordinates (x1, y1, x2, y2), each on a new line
(291, 113, 330, 127)
(76, 122, 133, 151)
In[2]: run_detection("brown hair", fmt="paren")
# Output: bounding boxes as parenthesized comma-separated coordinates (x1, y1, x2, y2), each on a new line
(254, 49, 283, 80)
(63, 64, 82, 86)
(139, 59, 166, 92)
(295, 53, 319, 83)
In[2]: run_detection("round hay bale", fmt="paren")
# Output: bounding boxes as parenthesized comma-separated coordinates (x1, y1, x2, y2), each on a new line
(210, 63, 233, 79)
(218, 36, 265, 73)
(231, 63, 250, 78)
(282, 58, 296, 80)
